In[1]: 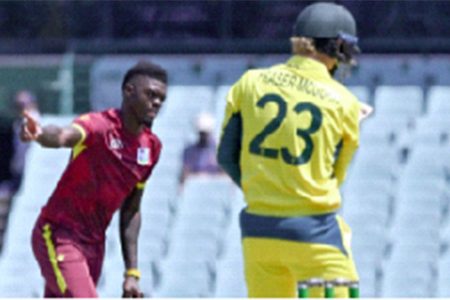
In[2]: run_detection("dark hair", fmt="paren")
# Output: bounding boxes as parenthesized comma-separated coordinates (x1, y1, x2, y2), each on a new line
(121, 61, 168, 90)
(314, 36, 360, 65)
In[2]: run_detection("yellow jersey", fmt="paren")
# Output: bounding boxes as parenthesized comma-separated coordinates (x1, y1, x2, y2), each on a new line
(218, 56, 360, 217)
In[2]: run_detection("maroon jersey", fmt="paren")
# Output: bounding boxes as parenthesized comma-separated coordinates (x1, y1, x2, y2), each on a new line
(40, 109, 161, 243)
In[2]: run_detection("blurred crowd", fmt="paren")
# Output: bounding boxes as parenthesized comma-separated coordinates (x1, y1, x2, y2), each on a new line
(0, 1, 447, 41)
(0, 90, 40, 251)
(179, 112, 223, 188)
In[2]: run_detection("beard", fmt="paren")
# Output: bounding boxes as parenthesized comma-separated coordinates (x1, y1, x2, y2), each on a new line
(142, 118, 153, 128)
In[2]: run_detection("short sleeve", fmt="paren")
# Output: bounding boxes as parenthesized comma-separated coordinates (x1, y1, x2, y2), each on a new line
(136, 135, 163, 189)
(72, 113, 102, 148)
(333, 98, 360, 185)
(226, 72, 249, 114)
(217, 72, 251, 187)
(220, 71, 252, 135)
(342, 100, 360, 147)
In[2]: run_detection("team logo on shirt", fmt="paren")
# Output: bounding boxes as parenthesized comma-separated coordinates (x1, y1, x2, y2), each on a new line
(109, 135, 124, 150)
(137, 147, 150, 165)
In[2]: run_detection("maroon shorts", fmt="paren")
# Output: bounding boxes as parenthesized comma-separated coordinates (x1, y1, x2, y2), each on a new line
(31, 217, 105, 297)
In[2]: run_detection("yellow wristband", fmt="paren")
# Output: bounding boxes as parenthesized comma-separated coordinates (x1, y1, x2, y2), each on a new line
(124, 268, 141, 279)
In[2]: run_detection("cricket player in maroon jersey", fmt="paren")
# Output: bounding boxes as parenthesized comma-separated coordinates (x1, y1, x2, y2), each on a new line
(20, 61, 167, 297)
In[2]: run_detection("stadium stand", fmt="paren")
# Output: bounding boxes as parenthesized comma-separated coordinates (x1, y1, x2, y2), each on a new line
(381, 260, 436, 297)
(373, 85, 424, 118)
(438, 252, 450, 297)
(1, 54, 450, 297)
(427, 86, 450, 115)
(155, 259, 214, 297)
(348, 85, 371, 104)
(214, 258, 247, 297)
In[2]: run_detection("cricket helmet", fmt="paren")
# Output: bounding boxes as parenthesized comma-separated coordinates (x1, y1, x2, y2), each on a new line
(293, 2, 360, 65)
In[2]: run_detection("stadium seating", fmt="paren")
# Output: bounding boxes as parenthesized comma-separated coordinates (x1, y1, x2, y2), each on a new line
(213, 85, 232, 140)
(159, 86, 214, 123)
(373, 85, 424, 117)
(343, 79, 449, 297)
(253, 54, 289, 69)
(342, 178, 394, 200)
(437, 252, 450, 297)
(98, 243, 127, 297)
(178, 176, 235, 213)
(440, 223, 450, 250)
(347, 56, 426, 87)
(423, 56, 450, 85)
(394, 191, 445, 218)
(214, 258, 247, 297)
(360, 115, 412, 146)
(347, 145, 400, 182)
(415, 116, 450, 138)
(3, 55, 450, 297)
(348, 85, 371, 103)
(200, 56, 251, 85)
(401, 145, 450, 180)
(388, 241, 440, 265)
(90, 58, 138, 111)
(155, 259, 214, 297)
(427, 86, 450, 115)
(357, 265, 378, 297)
(343, 194, 392, 225)
(381, 260, 436, 297)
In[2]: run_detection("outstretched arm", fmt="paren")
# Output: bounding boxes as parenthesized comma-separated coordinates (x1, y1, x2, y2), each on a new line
(120, 188, 144, 298)
(20, 110, 82, 148)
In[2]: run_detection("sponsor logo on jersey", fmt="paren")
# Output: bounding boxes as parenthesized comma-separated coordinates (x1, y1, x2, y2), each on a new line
(108, 132, 124, 150)
(137, 147, 150, 165)
(109, 138, 124, 150)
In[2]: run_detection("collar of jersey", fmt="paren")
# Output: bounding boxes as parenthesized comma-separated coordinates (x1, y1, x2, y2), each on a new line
(286, 55, 330, 77)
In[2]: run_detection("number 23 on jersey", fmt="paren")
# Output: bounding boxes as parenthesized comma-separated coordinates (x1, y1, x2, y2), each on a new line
(249, 94, 323, 166)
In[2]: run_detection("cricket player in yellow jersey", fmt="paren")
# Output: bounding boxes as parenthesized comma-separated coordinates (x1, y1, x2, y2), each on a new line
(217, 2, 373, 298)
